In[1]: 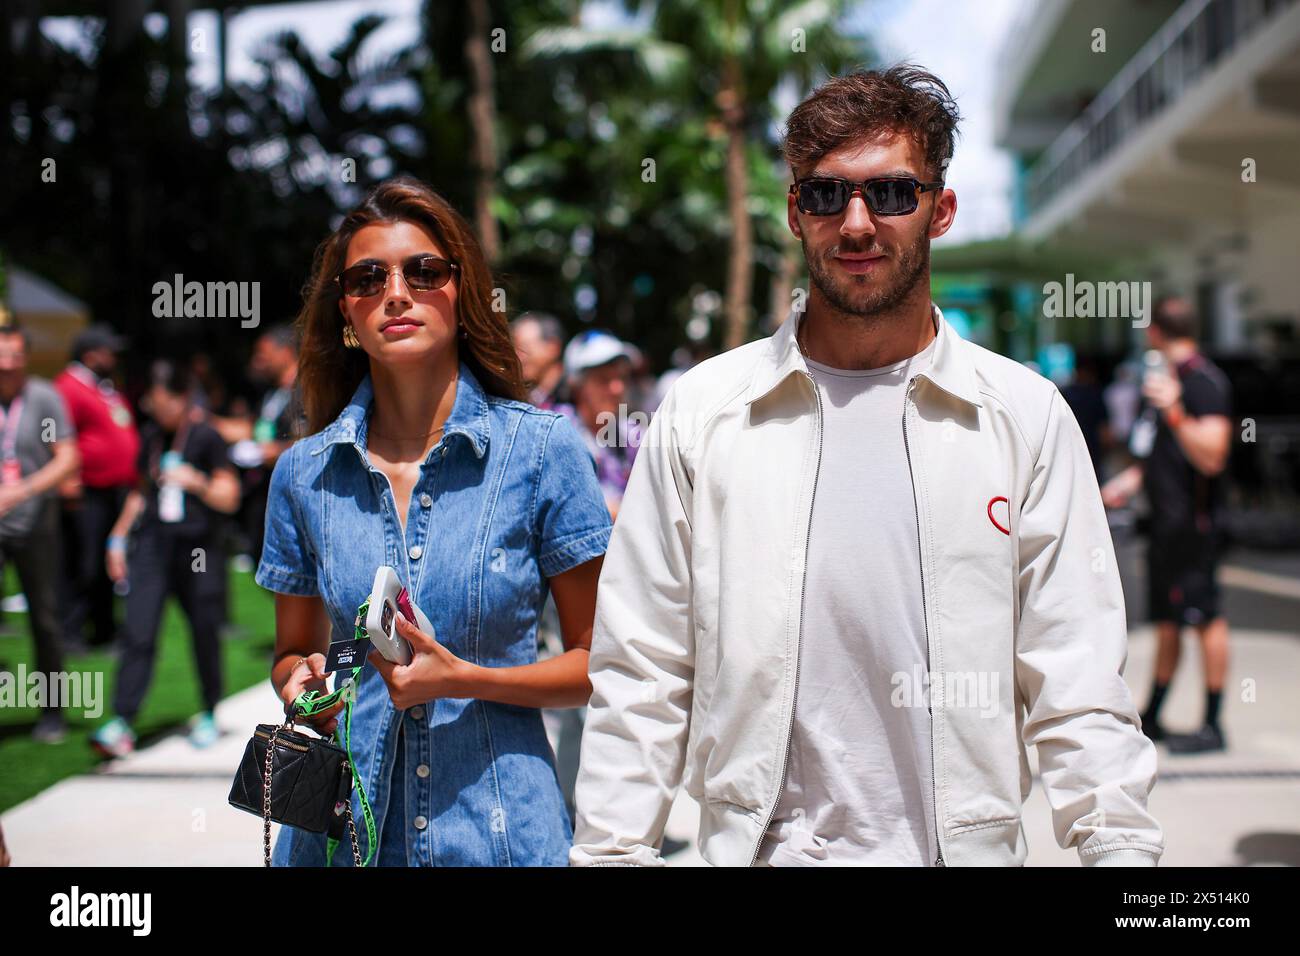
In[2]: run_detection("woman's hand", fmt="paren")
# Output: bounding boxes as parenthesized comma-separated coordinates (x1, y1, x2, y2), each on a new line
(278, 653, 346, 736)
(165, 463, 209, 495)
(0, 484, 27, 519)
(105, 543, 128, 583)
(1101, 463, 1143, 510)
(106, 494, 144, 584)
(1141, 369, 1182, 412)
(368, 614, 470, 711)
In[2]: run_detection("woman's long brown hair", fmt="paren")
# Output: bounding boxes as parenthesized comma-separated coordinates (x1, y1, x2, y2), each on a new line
(296, 176, 527, 434)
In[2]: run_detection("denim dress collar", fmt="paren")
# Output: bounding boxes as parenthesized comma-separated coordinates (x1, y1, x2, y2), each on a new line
(312, 358, 491, 465)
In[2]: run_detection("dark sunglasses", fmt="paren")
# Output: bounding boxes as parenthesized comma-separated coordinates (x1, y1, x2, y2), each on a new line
(789, 176, 945, 217)
(336, 255, 460, 297)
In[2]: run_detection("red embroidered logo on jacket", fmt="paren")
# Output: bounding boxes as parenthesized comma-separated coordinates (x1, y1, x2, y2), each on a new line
(987, 496, 1010, 536)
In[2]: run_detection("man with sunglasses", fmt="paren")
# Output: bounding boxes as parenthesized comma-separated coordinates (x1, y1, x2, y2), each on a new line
(571, 66, 1163, 867)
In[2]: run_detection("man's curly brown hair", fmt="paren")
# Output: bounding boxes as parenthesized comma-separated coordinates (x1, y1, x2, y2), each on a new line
(782, 64, 962, 182)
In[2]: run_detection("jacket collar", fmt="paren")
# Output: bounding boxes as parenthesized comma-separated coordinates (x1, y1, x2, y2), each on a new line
(312, 359, 491, 460)
(742, 301, 982, 409)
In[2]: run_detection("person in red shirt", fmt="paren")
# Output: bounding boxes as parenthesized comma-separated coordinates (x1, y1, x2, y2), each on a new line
(55, 324, 141, 651)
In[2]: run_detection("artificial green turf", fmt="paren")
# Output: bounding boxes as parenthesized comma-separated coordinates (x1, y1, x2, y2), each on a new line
(0, 562, 276, 812)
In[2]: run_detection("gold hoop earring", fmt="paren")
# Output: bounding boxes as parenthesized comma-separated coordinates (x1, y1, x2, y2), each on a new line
(342, 323, 361, 349)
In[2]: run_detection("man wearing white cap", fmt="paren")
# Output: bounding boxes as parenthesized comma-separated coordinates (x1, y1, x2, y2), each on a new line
(558, 330, 644, 520)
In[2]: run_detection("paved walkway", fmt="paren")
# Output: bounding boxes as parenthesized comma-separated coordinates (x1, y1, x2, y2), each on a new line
(4, 624, 1298, 866)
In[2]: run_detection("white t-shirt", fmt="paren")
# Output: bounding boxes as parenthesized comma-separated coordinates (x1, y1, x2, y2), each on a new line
(755, 334, 940, 866)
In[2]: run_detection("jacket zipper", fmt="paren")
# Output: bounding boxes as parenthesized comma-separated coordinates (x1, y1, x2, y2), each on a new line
(903, 375, 946, 867)
(749, 370, 823, 866)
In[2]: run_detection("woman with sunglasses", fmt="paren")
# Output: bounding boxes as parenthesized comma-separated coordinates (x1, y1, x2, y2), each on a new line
(258, 177, 612, 866)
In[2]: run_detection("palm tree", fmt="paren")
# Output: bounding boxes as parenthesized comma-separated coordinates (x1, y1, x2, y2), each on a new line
(225, 14, 425, 206)
(464, 0, 501, 261)
(525, 0, 867, 349)
(417, 0, 587, 264)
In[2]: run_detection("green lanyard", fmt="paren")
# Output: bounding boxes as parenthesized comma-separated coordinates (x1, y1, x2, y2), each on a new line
(291, 599, 380, 866)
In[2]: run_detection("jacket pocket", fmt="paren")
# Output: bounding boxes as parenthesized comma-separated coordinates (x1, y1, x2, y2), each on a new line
(949, 814, 1020, 834)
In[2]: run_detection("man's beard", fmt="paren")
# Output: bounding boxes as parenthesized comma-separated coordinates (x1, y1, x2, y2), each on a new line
(803, 227, 930, 320)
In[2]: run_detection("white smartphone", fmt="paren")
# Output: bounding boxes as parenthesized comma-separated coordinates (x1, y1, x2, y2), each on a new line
(364, 566, 434, 666)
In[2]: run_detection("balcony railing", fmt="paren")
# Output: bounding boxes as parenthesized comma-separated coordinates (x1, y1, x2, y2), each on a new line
(1024, 0, 1297, 215)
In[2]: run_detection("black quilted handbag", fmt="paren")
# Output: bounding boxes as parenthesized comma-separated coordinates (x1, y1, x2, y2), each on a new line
(228, 718, 359, 866)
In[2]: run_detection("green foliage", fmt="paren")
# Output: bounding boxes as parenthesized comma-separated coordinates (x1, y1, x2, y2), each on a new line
(0, 0, 873, 372)
(508, 0, 871, 352)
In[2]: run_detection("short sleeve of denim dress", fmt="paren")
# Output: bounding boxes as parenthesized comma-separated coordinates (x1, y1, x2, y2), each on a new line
(254, 363, 612, 866)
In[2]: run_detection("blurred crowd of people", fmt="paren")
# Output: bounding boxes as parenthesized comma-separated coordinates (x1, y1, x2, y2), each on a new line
(0, 318, 303, 754)
(0, 295, 1233, 777)
(510, 311, 713, 518)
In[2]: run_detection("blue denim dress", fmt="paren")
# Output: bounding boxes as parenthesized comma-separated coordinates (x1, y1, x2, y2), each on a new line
(254, 360, 612, 866)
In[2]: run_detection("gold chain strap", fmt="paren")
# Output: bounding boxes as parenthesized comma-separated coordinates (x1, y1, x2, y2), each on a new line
(343, 768, 363, 868)
(261, 714, 363, 867)
(262, 719, 288, 867)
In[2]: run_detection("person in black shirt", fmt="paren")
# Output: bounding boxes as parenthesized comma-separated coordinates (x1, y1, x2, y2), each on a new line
(1102, 297, 1234, 753)
(212, 324, 306, 566)
(89, 360, 241, 758)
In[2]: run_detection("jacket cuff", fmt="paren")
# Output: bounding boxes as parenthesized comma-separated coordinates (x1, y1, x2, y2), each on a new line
(569, 845, 664, 867)
(1080, 846, 1161, 867)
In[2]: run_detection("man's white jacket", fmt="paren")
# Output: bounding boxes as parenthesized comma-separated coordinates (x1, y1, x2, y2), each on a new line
(570, 305, 1164, 867)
